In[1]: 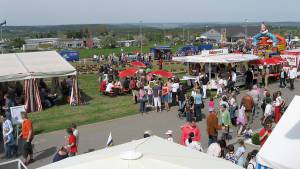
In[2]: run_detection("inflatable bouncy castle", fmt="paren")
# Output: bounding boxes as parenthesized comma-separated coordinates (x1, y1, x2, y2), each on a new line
(253, 23, 286, 56)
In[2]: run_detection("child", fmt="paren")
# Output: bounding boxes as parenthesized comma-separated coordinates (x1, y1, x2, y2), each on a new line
(243, 127, 253, 140)
(66, 128, 77, 157)
(225, 144, 237, 164)
(208, 97, 214, 112)
(70, 123, 79, 147)
(165, 130, 174, 142)
(4, 128, 16, 158)
(235, 140, 246, 167)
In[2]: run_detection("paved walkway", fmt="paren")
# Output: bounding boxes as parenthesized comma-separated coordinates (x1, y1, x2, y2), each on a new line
(1, 80, 300, 169)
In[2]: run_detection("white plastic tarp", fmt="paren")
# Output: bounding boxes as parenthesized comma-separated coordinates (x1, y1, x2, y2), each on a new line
(257, 96, 300, 169)
(172, 54, 260, 63)
(38, 136, 243, 169)
(0, 51, 76, 82)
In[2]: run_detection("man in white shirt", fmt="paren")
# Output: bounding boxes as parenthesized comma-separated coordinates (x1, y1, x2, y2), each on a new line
(289, 67, 297, 90)
(171, 81, 179, 105)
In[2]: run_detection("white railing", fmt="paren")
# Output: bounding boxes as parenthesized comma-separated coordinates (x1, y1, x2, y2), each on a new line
(0, 159, 28, 169)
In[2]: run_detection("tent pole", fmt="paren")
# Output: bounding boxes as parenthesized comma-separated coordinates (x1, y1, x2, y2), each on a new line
(209, 63, 211, 81)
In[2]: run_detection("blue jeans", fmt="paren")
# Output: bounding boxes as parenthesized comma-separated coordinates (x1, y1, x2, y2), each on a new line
(208, 135, 218, 146)
(148, 95, 153, 106)
(178, 100, 185, 110)
(194, 104, 202, 121)
(5, 143, 15, 158)
(139, 100, 146, 113)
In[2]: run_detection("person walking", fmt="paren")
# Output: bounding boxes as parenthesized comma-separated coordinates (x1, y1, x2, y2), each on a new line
(274, 91, 284, 124)
(1, 115, 15, 158)
(162, 83, 170, 111)
(66, 127, 77, 157)
(70, 123, 79, 148)
(139, 87, 147, 114)
(236, 104, 247, 136)
(219, 104, 231, 140)
(171, 79, 179, 106)
(241, 95, 254, 125)
(279, 68, 287, 88)
(289, 67, 297, 90)
(176, 83, 186, 112)
(19, 112, 34, 165)
(201, 74, 209, 99)
(193, 89, 203, 121)
(207, 110, 222, 145)
(152, 82, 162, 112)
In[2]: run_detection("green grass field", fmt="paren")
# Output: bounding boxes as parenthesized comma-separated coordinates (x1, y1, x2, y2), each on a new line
(29, 74, 138, 135)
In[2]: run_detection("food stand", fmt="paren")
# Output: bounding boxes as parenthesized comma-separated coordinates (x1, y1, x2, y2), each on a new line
(172, 49, 260, 89)
(281, 49, 300, 75)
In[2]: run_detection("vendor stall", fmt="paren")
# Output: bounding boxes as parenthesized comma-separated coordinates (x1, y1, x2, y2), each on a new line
(172, 51, 260, 89)
(281, 49, 300, 75)
(249, 57, 287, 79)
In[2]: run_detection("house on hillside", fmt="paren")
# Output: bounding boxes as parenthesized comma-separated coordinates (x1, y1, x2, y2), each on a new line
(57, 39, 84, 49)
(202, 29, 222, 42)
(201, 26, 260, 42)
(117, 40, 137, 47)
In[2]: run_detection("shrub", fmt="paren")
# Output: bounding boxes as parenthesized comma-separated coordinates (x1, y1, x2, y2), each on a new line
(252, 133, 260, 145)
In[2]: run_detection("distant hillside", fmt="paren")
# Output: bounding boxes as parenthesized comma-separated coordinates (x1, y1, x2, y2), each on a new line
(2, 22, 300, 39)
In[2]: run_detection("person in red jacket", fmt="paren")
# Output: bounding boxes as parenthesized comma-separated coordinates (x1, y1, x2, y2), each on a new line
(180, 118, 201, 145)
(99, 80, 107, 93)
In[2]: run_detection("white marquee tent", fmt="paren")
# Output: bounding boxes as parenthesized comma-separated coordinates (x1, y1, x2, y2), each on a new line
(0, 51, 80, 112)
(257, 96, 300, 169)
(172, 53, 260, 63)
(0, 51, 76, 82)
(39, 136, 243, 169)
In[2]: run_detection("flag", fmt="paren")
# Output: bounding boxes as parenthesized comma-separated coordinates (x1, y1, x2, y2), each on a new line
(106, 132, 113, 148)
(0, 20, 6, 26)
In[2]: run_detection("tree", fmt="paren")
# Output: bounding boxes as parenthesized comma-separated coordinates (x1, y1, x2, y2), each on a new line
(9, 37, 25, 48)
(102, 34, 117, 48)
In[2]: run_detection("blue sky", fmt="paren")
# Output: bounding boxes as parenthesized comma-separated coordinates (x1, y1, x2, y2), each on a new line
(1, 0, 299, 25)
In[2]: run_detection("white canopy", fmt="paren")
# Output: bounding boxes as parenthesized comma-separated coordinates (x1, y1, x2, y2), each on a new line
(39, 136, 243, 169)
(257, 96, 300, 169)
(172, 54, 260, 63)
(0, 51, 76, 82)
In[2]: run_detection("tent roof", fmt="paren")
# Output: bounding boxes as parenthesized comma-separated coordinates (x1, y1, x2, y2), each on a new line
(0, 51, 76, 82)
(39, 136, 243, 169)
(172, 54, 260, 63)
(0, 53, 30, 82)
(257, 96, 300, 169)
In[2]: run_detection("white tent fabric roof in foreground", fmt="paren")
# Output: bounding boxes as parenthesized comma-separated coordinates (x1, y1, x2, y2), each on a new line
(172, 54, 260, 63)
(0, 51, 76, 82)
(39, 136, 243, 169)
(257, 96, 300, 169)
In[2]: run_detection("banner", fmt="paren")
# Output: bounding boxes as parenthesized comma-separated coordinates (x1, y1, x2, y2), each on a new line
(10, 105, 25, 125)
